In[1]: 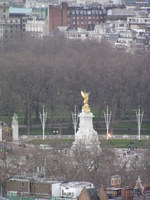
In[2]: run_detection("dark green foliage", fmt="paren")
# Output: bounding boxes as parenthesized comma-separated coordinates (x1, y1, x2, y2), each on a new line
(0, 35, 150, 134)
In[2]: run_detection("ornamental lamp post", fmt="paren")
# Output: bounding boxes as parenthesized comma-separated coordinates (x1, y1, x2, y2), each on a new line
(136, 105, 144, 141)
(72, 105, 78, 135)
(40, 105, 47, 140)
(104, 105, 112, 140)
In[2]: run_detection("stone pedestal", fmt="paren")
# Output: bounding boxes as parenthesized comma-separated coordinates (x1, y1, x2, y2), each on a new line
(12, 113, 19, 141)
(72, 110, 100, 151)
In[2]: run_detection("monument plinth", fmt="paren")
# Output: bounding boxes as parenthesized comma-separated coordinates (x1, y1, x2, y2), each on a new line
(72, 91, 100, 151)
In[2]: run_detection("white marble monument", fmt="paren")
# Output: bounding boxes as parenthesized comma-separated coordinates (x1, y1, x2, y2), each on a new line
(72, 91, 100, 151)
(12, 113, 19, 141)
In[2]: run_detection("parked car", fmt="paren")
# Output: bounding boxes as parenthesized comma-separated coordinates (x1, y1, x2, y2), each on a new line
(39, 144, 53, 151)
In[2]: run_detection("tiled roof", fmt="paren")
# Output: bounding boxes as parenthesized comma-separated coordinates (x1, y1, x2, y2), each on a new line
(87, 188, 100, 200)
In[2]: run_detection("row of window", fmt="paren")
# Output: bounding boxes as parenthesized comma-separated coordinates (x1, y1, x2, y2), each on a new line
(10, 25, 18, 28)
(7, 19, 20, 23)
(71, 21, 96, 25)
(26, 27, 43, 32)
(67, 9, 103, 16)
(62, 190, 74, 197)
(70, 16, 101, 20)
(129, 18, 150, 23)
(5, 29, 19, 33)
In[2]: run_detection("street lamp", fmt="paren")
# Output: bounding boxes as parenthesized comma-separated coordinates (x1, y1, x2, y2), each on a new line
(40, 105, 47, 140)
(72, 105, 78, 135)
(136, 105, 144, 141)
(104, 105, 112, 140)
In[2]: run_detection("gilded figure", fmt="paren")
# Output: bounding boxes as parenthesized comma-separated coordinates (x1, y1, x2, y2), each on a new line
(81, 91, 90, 113)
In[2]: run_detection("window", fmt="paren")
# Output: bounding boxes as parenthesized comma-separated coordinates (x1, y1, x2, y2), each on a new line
(87, 11, 91, 15)
(21, 182, 24, 187)
(84, 10, 86, 15)
(23, 19, 27, 22)
(76, 10, 79, 15)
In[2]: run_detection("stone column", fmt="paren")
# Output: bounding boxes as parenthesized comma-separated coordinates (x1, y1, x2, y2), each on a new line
(12, 113, 19, 141)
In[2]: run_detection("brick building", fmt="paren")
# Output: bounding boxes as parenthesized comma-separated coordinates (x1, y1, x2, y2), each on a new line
(6, 178, 61, 199)
(122, 186, 134, 200)
(48, 2, 106, 32)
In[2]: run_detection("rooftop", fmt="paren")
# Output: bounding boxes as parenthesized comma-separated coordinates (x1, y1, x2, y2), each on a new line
(8, 177, 61, 184)
(61, 181, 94, 188)
(9, 7, 32, 15)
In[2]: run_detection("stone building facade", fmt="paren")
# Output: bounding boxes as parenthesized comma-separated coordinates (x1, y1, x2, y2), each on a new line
(0, 0, 21, 41)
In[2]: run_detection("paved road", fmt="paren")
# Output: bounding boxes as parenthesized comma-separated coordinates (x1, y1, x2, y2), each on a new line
(20, 134, 150, 141)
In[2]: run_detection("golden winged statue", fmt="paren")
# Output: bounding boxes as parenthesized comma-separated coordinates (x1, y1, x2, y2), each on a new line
(81, 91, 90, 113)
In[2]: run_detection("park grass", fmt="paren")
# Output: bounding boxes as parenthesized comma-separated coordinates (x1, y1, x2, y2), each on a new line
(27, 138, 149, 149)
(100, 139, 146, 148)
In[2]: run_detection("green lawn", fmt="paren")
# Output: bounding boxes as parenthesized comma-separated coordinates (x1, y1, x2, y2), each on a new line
(100, 139, 147, 148)
(27, 138, 149, 149)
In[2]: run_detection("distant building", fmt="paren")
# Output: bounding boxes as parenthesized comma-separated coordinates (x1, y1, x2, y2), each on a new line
(143, 183, 150, 200)
(9, 6, 48, 36)
(0, 0, 21, 40)
(60, 181, 95, 199)
(9, 0, 25, 7)
(106, 175, 134, 200)
(25, 7, 48, 37)
(79, 187, 100, 200)
(9, 7, 32, 33)
(134, 176, 144, 197)
(6, 177, 61, 199)
(122, 186, 134, 200)
(48, 2, 106, 32)
(111, 175, 121, 188)
(107, 8, 136, 21)
(25, 0, 59, 8)
(6, 178, 96, 199)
